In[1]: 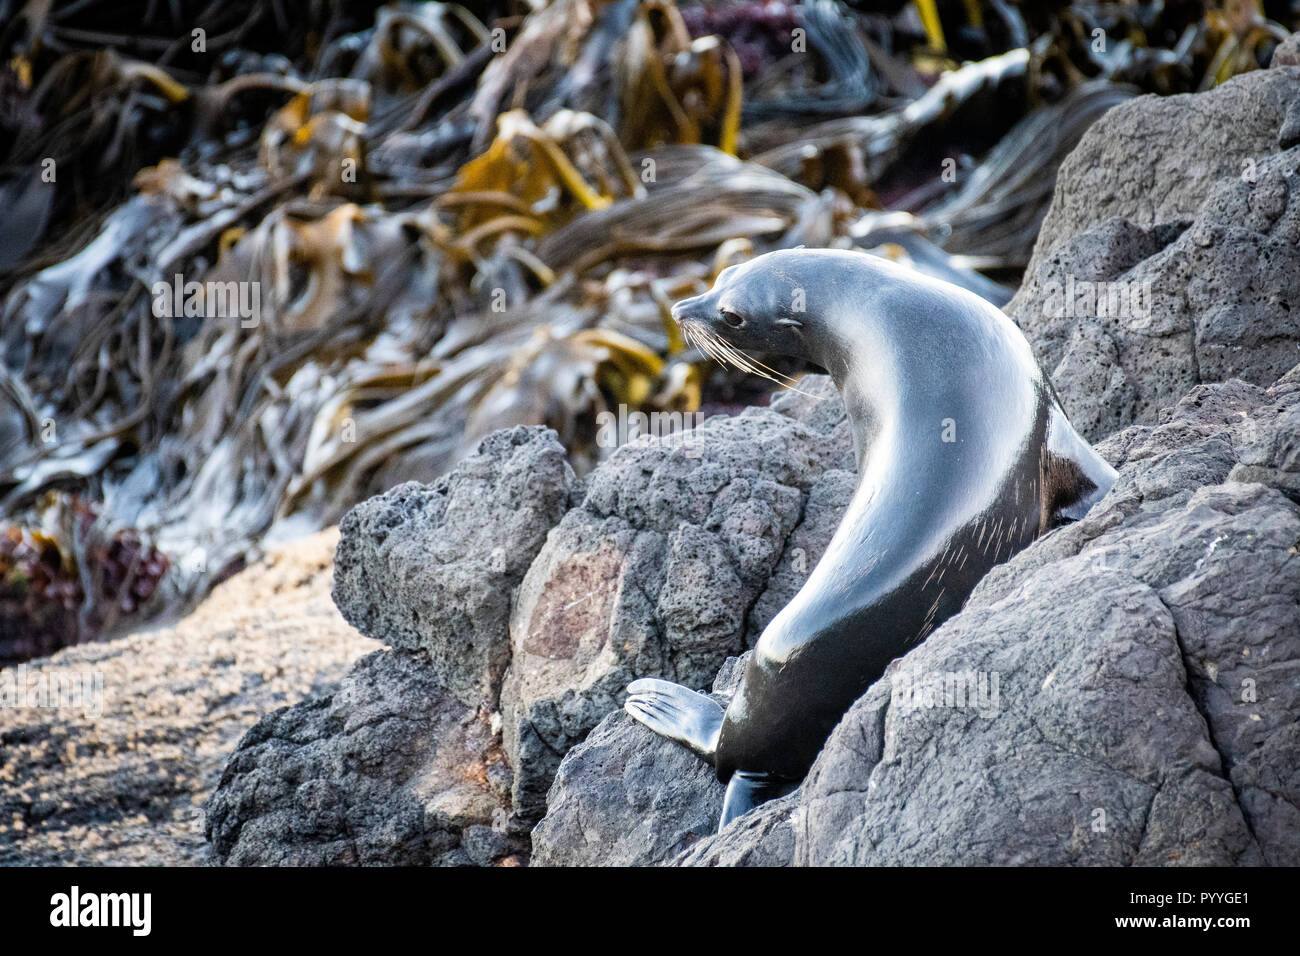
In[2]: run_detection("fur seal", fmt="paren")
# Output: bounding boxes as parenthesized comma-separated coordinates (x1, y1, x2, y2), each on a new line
(624, 248, 1117, 829)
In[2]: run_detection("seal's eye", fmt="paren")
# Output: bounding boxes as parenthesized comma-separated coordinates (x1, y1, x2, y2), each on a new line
(720, 307, 745, 329)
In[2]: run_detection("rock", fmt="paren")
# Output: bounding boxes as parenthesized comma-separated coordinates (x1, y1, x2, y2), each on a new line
(501, 379, 852, 820)
(1228, 369, 1300, 504)
(332, 425, 574, 708)
(1020, 68, 1300, 273)
(205, 428, 579, 865)
(802, 489, 1294, 864)
(1006, 69, 1300, 439)
(0, 528, 376, 865)
(765, 373, 857, 453)
(204, 648, 520, 866)
(533, 365, 1300, 866)
(529, 656, 745, 866)
(528, 710, 722, 866)
(1011, 144, 1300, 439)
(673, 792, 799, 867)
(745, 469, 857, 642)
(1271, 32, 1300, 68)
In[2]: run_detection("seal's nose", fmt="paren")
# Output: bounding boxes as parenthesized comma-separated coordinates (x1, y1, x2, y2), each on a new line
(670, 295, 703, 323)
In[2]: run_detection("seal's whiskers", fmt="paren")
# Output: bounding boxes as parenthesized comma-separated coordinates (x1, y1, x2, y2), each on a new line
(681, 319, 818, 397)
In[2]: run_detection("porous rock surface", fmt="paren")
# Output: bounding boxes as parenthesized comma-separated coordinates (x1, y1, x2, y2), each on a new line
(1009, 68, 1300, 439)
(332, 425, 575, 708)
(206, 426, 573, 864)
(528, 655, 744, 866)
(501, 378, 853, 819)
(1021, 67, 1300, 273)
(204, 647, 521, 866)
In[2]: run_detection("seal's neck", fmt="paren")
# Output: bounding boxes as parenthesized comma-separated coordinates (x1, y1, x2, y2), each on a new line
(830, 365, 878, 475)
(804, 306, 903, 475)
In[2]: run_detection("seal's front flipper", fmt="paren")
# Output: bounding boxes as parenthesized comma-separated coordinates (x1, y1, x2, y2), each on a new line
(719, 771, 797, 830)
(624, 678, 723, 764)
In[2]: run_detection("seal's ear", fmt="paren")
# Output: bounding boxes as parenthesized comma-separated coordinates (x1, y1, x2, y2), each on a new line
(775, 316, 803, 329)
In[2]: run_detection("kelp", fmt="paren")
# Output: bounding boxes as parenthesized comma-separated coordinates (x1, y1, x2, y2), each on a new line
(683, 0, 880, 120)
(0, 0, 1295, 653)
(906, 78, 1140, 271)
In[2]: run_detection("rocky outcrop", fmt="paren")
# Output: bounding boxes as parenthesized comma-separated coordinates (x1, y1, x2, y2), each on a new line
(205, 425, 575, 864)
(204, 383, 854, 861)
(528, 655, 744, 866)
(1270, 31, 1300, 68)
(530, 649, 804, 867)
(1008, 68, 1300, 440)
(794, 372, 1300, 866)
(332, 425, 574, 708)
(534, 366, 1300, 866)
(501, 378, 853, 819)
(1022, 67, 1300, 273)
(675, 791, 800, 867)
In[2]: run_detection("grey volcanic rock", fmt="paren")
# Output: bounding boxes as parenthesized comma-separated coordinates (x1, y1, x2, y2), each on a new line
(801, 486, 1295, 865)
(208, 426, 574, 866)
(1020, 68, 1300, 273)
(332, 425, 574, 707)
(534, 366, 1300, 866)
(1272, 32, 1300, 68)
(765, 372, 856, 455)
(673, 791, 799, 866)
(1010, 143, 1300, 439)
(746, 469, 857, 641)
(502, 379, 852, 820)
(529, 656, 745, 866)
(1230, 399, 1300, 501)
(205, 649, 520, 866)
(801, 369, 1300, 866)
(746, 377, 855, 640)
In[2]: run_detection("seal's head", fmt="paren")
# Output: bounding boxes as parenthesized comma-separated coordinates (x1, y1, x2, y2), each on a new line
(670, 253, 811, 363)
(671, 248, 893, 390)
